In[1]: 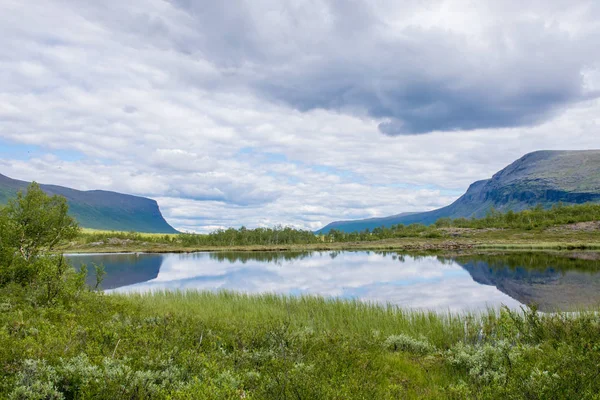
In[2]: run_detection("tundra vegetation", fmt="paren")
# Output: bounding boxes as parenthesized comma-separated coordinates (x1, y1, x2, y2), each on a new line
(2, 184, 600, 399)
(69, 202, 600, 253)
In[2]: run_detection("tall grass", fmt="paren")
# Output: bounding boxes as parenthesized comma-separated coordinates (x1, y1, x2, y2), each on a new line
(121, 290, 470, 347)
(3, 287, 600, 398)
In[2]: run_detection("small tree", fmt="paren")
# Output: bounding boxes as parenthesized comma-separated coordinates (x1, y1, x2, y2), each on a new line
(434, 217, 452, 228)
(0, 183, 83, 304)
(3, 182, 79, 261)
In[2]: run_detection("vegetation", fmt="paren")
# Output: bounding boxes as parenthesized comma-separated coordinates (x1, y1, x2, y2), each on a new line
(0, 183, 83, 304)
(79, 226, 320, 248)
(323, 203, 600, 241)
(448, 251, 600, 272)
(64, 202, 600, 253)
(318, 150, 600, 233)
(3, 183, 600, 398)
(3, 289, 600, 398)
(435, 202, 600, 230)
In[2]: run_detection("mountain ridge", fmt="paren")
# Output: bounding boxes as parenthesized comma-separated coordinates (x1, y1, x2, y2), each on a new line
(317, 150, 600, 233)
(0, 173, 177, 233)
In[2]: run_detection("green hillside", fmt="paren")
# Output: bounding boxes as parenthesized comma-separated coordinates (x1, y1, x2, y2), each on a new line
(318, 150, 600, 233)
(0, 174, 177, 233)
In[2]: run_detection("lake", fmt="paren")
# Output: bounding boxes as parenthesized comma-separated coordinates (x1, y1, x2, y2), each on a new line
(66, 251, 600, 312)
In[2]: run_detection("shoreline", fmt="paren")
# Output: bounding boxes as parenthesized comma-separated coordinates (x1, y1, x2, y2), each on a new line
(61, 239, 600, 255)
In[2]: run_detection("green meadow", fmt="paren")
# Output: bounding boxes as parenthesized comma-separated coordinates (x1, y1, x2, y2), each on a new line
(3, 288, 600, 399)
(2, 184, 600, 399)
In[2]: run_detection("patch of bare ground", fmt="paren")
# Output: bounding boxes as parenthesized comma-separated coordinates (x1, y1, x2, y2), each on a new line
(548, 221, 600, 232)
(438, 227, 503, 236)
(399, 241, 475, 250)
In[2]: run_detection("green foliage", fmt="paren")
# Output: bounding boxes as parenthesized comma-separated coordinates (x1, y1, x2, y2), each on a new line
(3, 183, 600, 398)
(447, 202, 600, 230)
(179, 226, 319, 246)
(79, 225, 321, 248)
(445, 306, 600, 399)
(0, 291, 459, 399)
(0, 183, 84, 305)
(71, 202, 600, 251)
(451, 251, 600, 272)
(384, 334, 435, 354)
(1, 183, 79, 261)
(322, 223, 436, 243)
(10, 355, 185, 399)
(321, 203, 600, 242)
(2, 290, 600, 399)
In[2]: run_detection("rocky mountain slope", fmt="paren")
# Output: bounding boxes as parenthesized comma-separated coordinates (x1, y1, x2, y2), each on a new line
(318, 150, 600, 233)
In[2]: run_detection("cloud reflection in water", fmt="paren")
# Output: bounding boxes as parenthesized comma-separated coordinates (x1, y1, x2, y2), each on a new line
(106, 251, 521, 312)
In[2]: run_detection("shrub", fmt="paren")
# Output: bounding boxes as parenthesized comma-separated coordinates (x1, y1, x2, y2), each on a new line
(384, 334, 435, 355)
(0, 183, 86, 305)
(10, 355, 185, 399)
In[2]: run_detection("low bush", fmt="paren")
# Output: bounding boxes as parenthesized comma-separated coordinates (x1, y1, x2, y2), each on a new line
(384, 334, 435, 355)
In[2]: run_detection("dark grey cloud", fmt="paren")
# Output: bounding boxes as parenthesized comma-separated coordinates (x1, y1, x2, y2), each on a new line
(163, 0, 599, 135)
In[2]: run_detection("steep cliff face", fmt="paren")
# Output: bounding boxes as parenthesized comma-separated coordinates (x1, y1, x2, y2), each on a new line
(460, 150, 600, 214)
(0, 173, 177, 233)
(317, 150, 600, 233)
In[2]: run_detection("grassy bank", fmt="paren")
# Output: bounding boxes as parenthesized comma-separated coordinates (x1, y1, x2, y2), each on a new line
(65, 226, 600, 253)
(2, 289, 600, 399)
(62, 203, 600, 253)
(4, 184, 600, 398)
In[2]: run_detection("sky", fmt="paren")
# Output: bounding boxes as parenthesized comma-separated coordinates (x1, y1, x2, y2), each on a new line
(1, 0, 600, 232)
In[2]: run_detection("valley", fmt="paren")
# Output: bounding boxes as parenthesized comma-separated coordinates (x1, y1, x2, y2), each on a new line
(3, 151, 600, 398)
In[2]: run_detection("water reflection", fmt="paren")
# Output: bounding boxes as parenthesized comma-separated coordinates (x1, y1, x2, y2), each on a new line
(65, 251, 600, 312)
(209, 251, 313, 264)
(68, 253, 162, 290)
(449, 253, 600, 312)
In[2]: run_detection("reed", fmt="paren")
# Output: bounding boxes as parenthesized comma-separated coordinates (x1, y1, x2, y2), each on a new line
(3, 288, 600, 398)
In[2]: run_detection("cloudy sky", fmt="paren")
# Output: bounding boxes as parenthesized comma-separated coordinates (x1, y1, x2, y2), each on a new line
(1, 0, 600, 232)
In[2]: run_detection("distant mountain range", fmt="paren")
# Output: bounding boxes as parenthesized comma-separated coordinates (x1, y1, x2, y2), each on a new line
(317, 150, 600, 233)
(0, 173, 177, 233)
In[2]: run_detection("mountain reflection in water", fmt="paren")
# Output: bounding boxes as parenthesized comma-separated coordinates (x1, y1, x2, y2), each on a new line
(66, 251, 600, 312)
(68, 253, 162, 290)
(449, 253, 600, 312)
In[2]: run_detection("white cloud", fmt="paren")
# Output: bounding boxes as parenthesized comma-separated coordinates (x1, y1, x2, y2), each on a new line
(1, 0, 600, 231)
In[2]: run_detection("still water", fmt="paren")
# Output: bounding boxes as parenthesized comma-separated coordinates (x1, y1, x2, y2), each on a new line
(66, 251, 600, 312)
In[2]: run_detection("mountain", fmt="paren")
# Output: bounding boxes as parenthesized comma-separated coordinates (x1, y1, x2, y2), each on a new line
(0, 173, 177, 233)
(316, 212, 419, 233)
(317, 150, 600, 233)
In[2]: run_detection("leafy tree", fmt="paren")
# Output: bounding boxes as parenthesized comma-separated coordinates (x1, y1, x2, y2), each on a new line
(434, 217, 452, 228)
(0, 183, 83, 304)
(2, 182, 79, 261)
